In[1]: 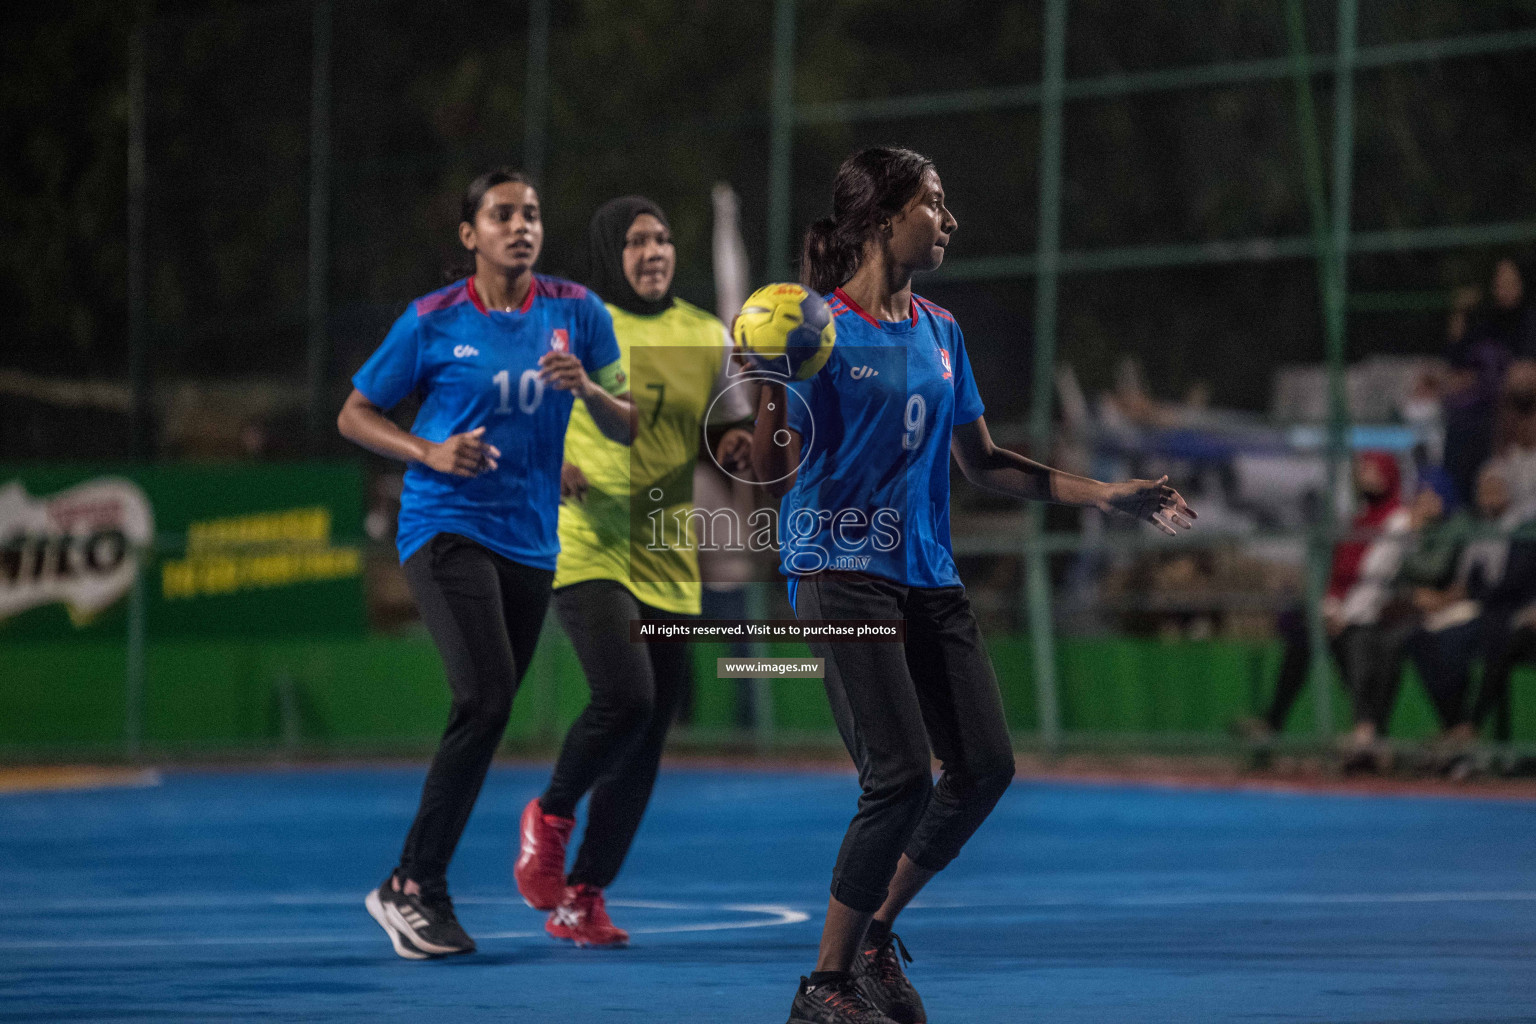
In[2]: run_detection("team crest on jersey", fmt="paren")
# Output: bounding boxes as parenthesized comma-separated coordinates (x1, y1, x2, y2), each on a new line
(549, 329, 570, 353)
(938, 347, 953, 381)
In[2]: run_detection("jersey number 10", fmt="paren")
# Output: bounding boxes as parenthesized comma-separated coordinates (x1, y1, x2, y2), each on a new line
(493, 369, 545, 414)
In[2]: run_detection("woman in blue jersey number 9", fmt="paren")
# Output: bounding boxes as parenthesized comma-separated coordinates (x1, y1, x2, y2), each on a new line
(338, 168, 636, 961)
(754, 147, 1196, 1024)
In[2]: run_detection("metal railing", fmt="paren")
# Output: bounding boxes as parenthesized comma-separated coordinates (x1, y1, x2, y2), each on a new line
(762, 0, 1536, 746)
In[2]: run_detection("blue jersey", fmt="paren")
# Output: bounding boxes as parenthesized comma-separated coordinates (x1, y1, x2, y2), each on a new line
(780, 288, 985, 588)
(352, 274, 624, 569)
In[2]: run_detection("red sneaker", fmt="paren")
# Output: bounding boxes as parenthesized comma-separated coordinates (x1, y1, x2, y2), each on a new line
(514, 797, 574, 911)
(545, 884, 629, 947)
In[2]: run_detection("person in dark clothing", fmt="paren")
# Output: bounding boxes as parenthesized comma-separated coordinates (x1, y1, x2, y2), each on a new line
(1463, 540, 1536, 742)
(1446, 258, 1532, 503)
(1407, 464, 1535, 738)
(513, 196, 753, 947)
(1464, 258, 1534, 356)
(1439, 469, 1536, 746)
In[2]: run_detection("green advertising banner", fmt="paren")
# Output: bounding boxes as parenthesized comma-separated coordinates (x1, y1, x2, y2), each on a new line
(0, 463, 366, 638)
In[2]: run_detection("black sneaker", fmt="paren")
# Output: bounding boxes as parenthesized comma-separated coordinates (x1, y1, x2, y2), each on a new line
(787, 975, 896, 1024)
(853, 933, 926, 1024)
(364, 873, 476, 958)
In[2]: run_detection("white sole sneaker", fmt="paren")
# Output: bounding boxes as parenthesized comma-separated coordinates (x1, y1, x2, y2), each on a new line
(382, 899, 468, 956)
(365, 888, 429, 960)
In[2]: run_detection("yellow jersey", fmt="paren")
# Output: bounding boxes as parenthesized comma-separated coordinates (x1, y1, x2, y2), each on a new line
(554, 298, 749, 614)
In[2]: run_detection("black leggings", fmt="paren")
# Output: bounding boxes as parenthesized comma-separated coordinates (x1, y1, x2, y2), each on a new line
(1264, 612, 1406, 733)
(795, 572, 1016, 914)
(1406, 619, 1482, 731)
(398, 533, 553, 885)
(541, 580, 693, 889)
(1468, 621, 1536, 741)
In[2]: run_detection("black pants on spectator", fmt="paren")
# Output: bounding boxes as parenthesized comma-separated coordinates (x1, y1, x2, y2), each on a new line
(1264, 610, 1404, 733)
(398, 533, 553, 885)
(1468, 620, 1536, 741)
(541, 580, 693, 890)
(1407, 619, 1483, 732)
(795, 572, 1016, 914)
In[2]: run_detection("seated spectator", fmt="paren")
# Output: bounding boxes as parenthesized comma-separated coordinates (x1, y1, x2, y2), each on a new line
(1363, 468, 1472, 733)
(1452, 503, 1536, 746)
(1239, 452, 1410, 752)
(1461, 546, 1536, 746)
(1405, 464, 1535, 740)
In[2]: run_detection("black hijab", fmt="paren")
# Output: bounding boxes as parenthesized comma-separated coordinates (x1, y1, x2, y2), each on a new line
(587, 195, 674, 317)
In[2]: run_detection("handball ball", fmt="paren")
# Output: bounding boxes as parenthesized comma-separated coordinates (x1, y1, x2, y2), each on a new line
(733, 283, 836, 381)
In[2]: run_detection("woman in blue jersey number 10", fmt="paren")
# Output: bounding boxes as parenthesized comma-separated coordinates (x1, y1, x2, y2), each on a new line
(754, 147, 1197, 1024)
(338, 168, 636, 961)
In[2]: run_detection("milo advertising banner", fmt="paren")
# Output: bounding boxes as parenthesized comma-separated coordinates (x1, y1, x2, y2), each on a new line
(0, 464, 366, 638)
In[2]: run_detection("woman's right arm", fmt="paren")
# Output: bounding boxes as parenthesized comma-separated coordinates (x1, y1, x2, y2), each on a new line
(337, 388, 499, 477)
(751, 380, 801, 498)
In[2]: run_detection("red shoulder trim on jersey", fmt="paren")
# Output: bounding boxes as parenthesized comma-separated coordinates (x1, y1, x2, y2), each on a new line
(464, 276, 487, 314)
(416, 280, 474, 317)
(913, 295, 956, 323)
(833, 287, 919, 327)
(831, 288, 877, 327)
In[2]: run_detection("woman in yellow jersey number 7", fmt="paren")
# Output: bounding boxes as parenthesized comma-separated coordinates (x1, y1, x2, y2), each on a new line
(515, 196, 755, 945)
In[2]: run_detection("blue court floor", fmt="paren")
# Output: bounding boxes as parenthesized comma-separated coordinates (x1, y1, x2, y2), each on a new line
(3, 765, 1535, 1023)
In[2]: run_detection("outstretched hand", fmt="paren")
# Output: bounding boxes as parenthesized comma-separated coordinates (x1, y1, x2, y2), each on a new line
(1098, 475, 1196, 536)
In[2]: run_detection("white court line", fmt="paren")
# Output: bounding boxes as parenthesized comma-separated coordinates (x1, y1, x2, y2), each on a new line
(480, 904, 809, 940)
(13, 895, 799, 912)
(1118, 891, 1536, 907)
(20, 890, 1536, 916)
(14, 894, 633, 912)
(9, 889, 1531, 952)
(0, 901, 808, 952)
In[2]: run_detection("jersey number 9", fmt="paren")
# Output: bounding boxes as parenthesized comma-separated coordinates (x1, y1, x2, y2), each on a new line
(902, 394, 927, 451)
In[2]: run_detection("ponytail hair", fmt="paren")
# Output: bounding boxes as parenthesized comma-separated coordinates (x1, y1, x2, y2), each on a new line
(799, 147, 935, 294)
(800, 217, 858, 295)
